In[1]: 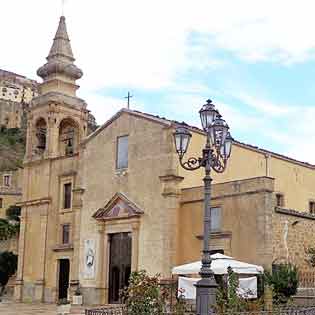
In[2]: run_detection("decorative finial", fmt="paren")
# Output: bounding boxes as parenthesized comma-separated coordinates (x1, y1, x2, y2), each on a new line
(206, 99, 212, 104)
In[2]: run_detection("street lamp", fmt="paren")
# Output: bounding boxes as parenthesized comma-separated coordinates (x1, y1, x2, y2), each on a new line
(173, 99, 232, 315)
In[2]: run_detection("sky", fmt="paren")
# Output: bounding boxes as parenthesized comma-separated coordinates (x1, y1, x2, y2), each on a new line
(1, 0, 315, 163)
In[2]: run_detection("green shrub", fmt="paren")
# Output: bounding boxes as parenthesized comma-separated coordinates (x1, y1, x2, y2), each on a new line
(0, 218, 19, 240)
(122, 270, 188, 315)
(264, 264, 298, 304)
(6, 205, 21, 222)
(216, 267, 247, 313)
(122, 270, 164, 315)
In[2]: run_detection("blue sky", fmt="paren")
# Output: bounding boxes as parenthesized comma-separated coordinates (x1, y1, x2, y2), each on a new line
(1, 0, 315, 162)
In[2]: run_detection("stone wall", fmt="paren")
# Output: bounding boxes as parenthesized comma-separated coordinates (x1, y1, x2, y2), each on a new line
(272, 207, 315, 272)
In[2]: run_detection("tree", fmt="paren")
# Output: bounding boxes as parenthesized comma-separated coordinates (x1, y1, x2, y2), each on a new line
(0, 251, 17, 296)
(0, 205, 21, 240)
(6, 205, 21, 223)
(0, 218, 19, 240)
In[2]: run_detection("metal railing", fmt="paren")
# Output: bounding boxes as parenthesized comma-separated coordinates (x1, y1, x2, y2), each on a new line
(85, 306, 126, 315)
(299, 272, 315, 288)
(85, 306, 315, 315)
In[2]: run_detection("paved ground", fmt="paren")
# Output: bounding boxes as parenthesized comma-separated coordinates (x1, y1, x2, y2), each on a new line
(0, 299, 85, 315)
(0, 300, 57, 315)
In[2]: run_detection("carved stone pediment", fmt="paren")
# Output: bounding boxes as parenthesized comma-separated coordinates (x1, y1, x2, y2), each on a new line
(92, 192, 144, 221)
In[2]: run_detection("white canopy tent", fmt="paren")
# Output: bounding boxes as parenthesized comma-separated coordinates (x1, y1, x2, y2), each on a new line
(172, 253, 264, 275)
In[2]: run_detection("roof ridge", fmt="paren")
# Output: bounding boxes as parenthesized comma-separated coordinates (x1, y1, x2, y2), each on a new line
(125, 109, 315, 168)
(83, 107, 315, 169)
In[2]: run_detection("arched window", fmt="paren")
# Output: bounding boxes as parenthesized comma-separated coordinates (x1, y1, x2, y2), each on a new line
(59, 119, 79, 156)
(35, 118, 47, 153)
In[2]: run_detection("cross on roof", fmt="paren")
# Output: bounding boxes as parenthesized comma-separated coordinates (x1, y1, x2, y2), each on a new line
(124, 92, 133, 109)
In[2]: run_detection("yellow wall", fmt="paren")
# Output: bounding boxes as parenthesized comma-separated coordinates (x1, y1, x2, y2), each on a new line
(16, 95, 88, 303)
(178, 130, 315, 212)
(178, 177, 275, 269)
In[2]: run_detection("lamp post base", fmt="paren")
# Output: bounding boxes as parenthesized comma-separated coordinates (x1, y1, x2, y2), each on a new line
(195, 276, 218, 315)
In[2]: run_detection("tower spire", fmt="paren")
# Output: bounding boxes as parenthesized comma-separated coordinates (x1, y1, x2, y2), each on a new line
(47, 15, 74, 62)
(37, 16, 83, 97)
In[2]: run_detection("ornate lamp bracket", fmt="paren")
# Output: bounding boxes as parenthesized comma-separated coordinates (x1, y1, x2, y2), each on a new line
(179, 147, 227, 173)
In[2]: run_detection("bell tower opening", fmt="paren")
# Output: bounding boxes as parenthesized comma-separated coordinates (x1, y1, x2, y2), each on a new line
(35, 118, 47, 154)
(59, 119, 79, 156)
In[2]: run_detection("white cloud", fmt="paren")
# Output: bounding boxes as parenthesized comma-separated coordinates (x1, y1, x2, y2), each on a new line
(1, 0, 315, 163)
(222, 94, 315, 163)
(3, 0, 315, 88)
(233, 92, 298, 116)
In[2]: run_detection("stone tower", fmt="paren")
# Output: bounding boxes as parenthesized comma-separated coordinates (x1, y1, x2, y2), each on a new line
(25, 15, 90, 161)
(15, 16, 88, 303)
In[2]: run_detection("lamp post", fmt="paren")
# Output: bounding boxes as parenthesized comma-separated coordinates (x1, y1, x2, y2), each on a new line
(173, 99, 232, 315)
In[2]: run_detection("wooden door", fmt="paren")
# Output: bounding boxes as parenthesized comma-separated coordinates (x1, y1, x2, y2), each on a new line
(108, 232, 132, 304)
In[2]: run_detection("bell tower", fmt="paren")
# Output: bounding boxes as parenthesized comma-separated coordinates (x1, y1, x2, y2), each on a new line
(25, 16, 89, 162)
(15, 16, 89, 303)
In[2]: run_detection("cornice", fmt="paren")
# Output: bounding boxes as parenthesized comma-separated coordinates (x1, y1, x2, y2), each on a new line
(17, 197, 51, 207)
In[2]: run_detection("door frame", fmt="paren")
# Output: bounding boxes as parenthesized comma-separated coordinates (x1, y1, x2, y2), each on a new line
(108, 232, 132, 303)
(97, 218, 140, 304)
(57, 257, 71, 302)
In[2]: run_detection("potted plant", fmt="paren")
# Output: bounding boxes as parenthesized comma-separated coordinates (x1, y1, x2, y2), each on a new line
(57, 299, 71, 315)
(72, 285, 83, 305)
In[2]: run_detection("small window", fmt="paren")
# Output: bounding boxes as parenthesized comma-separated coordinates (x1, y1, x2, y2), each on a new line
(62, 224, 70, 244)
(211, 207, 221, 231)
(63, 183, 72, 209)
(0, 198, 3, 208)
(276, 193, 284, 207)
(3, 175, 10, 187)
(116, 136, 128, 169)
(310, 201, 315, 214)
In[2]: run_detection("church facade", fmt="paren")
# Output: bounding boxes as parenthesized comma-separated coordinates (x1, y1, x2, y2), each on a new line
(12, 16, 315, 305)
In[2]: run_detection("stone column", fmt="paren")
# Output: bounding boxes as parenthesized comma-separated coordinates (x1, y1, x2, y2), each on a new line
(14, 207, 27, 301)
(25, 120, 33, 160)
(47, 112, 59, 158)
(131, 223, 140, 271)
(103, 231, 110, 305)
(159, 174, 183, 276)
(95, 223, 107, 304)
(34, 208, 48, 302)
(69, 188, 84, 298)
